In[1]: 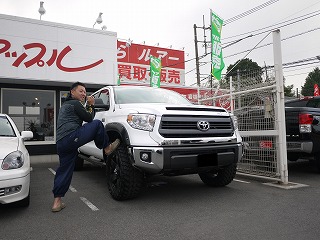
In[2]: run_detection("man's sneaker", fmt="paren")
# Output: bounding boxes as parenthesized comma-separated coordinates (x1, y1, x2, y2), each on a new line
(105, 139, 120, 155)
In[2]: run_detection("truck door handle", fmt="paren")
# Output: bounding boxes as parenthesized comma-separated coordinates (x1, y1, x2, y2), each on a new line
(101, 118, 105, 122)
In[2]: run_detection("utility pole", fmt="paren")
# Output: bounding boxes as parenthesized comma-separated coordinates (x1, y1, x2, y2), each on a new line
(193, 17, 211, 104)
(194, 24, 201, 104)
(194, 24, 201, 88)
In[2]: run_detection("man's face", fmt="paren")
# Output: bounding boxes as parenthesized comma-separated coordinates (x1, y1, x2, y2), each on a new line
(71, 85, 86, 102)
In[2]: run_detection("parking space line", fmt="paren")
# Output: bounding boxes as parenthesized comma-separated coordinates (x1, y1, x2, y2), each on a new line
(80, 197, 99, 211)
(48, 167, 56, 175)
(69, 186, 78, 192)
(233, 178, 250, 184)
(48, 168, 78, 192)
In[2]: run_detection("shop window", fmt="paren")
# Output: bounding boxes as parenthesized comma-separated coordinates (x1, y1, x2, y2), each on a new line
(1, 88, 55, 143)
(60, 91, 69, 106)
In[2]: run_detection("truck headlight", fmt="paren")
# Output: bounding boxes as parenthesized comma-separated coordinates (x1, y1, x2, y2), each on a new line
(231, 115, 238, 130)
(127, 114, 156, 131)
(2, 151, 24, 170)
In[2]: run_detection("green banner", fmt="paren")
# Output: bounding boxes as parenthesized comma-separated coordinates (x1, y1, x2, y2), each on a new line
(117, 74, 121, 86)
(211, 10, 225, 80)
(150, 55, 161, 88)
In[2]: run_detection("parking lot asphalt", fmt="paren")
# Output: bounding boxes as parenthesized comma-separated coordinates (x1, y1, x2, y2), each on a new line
(1, 158, 320, 240)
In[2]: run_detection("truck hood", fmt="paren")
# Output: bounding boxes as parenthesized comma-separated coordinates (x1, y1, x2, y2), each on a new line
(118, 103, 229, 116)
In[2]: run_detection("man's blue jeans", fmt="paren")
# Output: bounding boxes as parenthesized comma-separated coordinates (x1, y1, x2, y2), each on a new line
(52, 120, 109, 198)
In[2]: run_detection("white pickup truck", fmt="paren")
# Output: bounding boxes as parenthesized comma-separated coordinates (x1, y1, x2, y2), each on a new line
(77, 85, 242, 200)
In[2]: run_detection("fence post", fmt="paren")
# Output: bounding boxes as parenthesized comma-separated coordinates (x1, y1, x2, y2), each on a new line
(237, 69, 241, 109)
(272, 29, 288, 184)
(229, 76, 234, 114)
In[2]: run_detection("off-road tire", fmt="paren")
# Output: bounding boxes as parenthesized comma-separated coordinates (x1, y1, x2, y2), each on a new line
(74, 156, 84, 171)
(199, 163, 237, 187)
(313, 152, 320, 173)
(106, 143, 144, 200)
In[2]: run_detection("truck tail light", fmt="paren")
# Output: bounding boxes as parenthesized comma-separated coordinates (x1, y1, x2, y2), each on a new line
(299, 113, 313, 133)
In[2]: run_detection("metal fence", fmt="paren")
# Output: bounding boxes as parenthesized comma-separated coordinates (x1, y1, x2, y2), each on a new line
(230, 69, 279, 179)
(199, 66, 287, 182)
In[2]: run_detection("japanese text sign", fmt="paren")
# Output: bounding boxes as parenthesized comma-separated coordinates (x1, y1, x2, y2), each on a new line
(0, 15, 117, 85)
(117, 41, 185, 86)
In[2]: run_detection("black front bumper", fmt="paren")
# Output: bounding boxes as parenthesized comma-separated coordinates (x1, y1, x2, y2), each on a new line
(161, 143, 241, 175)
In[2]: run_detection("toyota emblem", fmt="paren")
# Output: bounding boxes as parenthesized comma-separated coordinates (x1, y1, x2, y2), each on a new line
(197, 120, 210, 131)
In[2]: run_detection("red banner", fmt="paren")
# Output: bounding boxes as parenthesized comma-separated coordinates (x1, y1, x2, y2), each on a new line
(314, 84, 319, 96)
(117, 41, 185, 69)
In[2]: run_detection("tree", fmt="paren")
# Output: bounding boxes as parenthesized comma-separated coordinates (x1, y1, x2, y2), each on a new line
(301, 67, 320, 96)
(284, 84, 295, 97)
(221, 58, 263, 89)
(225, 58, 262, 77)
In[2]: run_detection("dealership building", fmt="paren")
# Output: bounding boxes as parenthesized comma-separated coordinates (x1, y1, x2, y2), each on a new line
(0, 14, 189, 155)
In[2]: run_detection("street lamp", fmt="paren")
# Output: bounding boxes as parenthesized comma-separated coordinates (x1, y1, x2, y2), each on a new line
(93, 12, 103, 28)
(118, 38, 132, 48)
(38, 1, 46, 20)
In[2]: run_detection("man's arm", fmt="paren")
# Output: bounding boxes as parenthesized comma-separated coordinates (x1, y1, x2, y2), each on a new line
(73, 101, 94, 122)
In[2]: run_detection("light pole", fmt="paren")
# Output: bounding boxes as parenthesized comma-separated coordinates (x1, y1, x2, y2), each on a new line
(118, 38, 132, 48)
(93, 12, 103, 28)
(38, 1, 46, 20)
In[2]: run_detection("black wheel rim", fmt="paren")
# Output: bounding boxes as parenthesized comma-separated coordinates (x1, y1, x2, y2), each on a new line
(109, 155, 121, 191)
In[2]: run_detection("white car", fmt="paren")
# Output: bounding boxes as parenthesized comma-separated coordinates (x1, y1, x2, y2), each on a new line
(0, 114, 33, 207)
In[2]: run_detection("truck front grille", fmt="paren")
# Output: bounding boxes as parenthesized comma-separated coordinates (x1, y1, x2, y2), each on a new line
(159, 115, 234, 138)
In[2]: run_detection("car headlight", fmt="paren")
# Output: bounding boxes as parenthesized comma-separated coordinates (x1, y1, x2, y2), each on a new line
(127, 114, 156, 131)
(2, 151, 24, 170)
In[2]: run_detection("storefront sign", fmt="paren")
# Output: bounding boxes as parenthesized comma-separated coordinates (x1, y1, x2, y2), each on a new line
(0, 14, 117, 85)
(117, 41, 185, 86)
(0, 39, 104, 72)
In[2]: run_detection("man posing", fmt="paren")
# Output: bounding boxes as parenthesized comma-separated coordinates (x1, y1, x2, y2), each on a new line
(52, 82, 119, 212)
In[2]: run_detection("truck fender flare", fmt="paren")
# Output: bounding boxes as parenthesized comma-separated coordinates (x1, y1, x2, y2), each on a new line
(104, 122, 130, 146)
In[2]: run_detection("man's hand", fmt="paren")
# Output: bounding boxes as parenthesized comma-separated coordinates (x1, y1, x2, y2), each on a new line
(87, 96, 95, 106)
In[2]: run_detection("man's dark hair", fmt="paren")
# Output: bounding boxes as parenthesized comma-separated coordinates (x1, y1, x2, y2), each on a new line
(70, 81, 86, 91)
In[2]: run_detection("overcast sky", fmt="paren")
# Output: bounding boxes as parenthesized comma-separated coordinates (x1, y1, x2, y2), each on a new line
(1, 0, 320, 92)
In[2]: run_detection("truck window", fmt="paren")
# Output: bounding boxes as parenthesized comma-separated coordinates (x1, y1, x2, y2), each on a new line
(306, 99, 320, 108)
(285, 98, 320, 108)
(99, 90, 110, 105)
(114, 87, 191, 105)
(285, 100, 307, 107)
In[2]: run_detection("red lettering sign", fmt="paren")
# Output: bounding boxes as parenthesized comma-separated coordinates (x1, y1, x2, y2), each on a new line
(0, 38, 104, 72)
(117, 41, 185, 86)
(117, 41, 185, 69)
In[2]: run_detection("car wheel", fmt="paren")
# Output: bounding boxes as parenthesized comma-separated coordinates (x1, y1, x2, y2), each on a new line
(106, 143, 144, 200)
(199, 163, 237, 187)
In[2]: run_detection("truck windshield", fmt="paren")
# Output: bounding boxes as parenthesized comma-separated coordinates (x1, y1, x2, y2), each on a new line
(114, 87, 192, 105)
